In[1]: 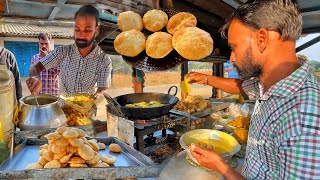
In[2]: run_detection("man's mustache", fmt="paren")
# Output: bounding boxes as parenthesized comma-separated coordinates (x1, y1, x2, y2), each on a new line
(75, 38, 88, 42)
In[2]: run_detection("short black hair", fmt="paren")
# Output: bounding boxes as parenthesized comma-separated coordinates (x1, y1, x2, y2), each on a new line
(37, 32, 52, 41)
(74, 5, 100, 26)
(220, 0, 302, 41)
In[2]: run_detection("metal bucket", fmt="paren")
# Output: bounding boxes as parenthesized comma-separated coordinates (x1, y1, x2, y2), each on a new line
(18, 94, 67, 131)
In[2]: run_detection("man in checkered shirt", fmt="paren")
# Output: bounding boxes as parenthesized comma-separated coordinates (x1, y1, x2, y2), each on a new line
(26, 5, 112, 95)
(186, 0, 320, 179)
(31, 32, 59, 96)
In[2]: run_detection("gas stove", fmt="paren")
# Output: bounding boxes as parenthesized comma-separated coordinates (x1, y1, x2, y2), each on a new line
(134, 113, 190, 153)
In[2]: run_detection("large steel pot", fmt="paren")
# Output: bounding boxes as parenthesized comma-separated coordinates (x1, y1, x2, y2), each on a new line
(18, 94, 66, 130)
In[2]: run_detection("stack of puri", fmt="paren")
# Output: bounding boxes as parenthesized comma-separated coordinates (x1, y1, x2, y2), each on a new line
(25, 127, 122, 169)
(114, 9, 214, 60)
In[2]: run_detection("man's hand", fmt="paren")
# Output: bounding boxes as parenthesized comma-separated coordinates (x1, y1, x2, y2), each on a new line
(190, 144, 223, 171)
(185, 72, 207, 85)
(26, 77, 42, 96)
(190, 144, 245, 180)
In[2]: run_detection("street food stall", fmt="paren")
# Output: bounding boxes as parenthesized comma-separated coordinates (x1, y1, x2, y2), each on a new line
(0, 0, 320, 179)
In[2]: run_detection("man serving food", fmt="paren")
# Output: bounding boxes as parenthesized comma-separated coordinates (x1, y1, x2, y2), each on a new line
(26, 5, 112, 95)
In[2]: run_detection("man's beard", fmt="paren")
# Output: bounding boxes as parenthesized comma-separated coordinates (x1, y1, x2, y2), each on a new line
(235, 46, 262, 80)
(75, 36, 95, 49)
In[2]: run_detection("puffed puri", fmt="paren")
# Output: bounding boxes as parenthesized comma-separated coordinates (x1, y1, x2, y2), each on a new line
(172, 27, 214, 60)
(143, 9, 168, 32)
(118, 11, 143, 32)
(166, 12, 197, 35)
(146, 32, 173, 59)
(114, 29, 146, 57)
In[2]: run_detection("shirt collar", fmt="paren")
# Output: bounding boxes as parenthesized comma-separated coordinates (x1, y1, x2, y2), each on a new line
(72, 43, 100, 59)
(259, 61, 309, 100)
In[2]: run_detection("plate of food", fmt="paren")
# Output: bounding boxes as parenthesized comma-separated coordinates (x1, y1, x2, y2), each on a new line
(173, 95, 212, 114)
(179, 129, 241, 168)
(59, 93, 95, 114)
(59, 93, 96, 126)
(227, 116, 250, 144)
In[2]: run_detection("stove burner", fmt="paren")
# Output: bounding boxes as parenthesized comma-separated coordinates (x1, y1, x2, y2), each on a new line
(134, 112, 190, 153)
(134, 114, 170, 124)
(144, 134, 156, 145)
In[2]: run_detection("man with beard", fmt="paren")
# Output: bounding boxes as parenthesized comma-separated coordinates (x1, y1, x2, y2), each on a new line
(31, 32, 59, 96)
(26, 5, 112, 95)
(186, 0, 320, 179)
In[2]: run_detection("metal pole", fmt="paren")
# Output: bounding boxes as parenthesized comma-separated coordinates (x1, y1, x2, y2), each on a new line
(5, 0, 10, 14)
(296, 35, 320, 53)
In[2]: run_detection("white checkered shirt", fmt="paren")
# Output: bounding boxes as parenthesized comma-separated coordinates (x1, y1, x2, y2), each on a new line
(40, 43, 112, 94)
(241, 61, 320, 179)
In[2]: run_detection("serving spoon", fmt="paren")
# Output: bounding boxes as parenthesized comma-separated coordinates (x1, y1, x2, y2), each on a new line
(33, 95, 40, 106)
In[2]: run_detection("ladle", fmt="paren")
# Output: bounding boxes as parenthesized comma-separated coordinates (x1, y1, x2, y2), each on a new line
(33, 95, 40, 106)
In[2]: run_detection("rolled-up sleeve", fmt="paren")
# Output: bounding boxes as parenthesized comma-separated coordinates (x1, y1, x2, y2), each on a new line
(40, 47, 63, 70)
(97, 54, 112, 88)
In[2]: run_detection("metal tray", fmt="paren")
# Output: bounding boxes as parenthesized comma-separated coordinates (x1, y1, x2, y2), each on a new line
(160, 151, 222, 180)
(14, 127, 95, 144)
(170, 107, 212, 119)
(0, 137, 160, 179)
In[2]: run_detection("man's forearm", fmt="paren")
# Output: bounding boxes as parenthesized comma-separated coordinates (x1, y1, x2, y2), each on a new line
(223, 168, 246, 180)
(215, 159, 245, 180)
(29, 62, 45, 78)
(207, 76, 244, 94)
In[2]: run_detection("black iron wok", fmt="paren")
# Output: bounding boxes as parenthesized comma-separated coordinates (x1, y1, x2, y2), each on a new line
(107, 86, 178, 120)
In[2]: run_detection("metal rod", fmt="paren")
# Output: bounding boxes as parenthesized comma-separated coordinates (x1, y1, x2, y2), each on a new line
(296, 35, 320, 53)
(96, 28, 118, 44)
(33, 95, 40, 106)
(5, 0, 9, 14)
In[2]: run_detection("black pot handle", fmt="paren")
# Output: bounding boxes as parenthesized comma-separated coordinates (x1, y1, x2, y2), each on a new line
(168, 85, 178, 96)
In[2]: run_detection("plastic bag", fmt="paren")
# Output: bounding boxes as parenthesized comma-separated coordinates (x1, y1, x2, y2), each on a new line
(91, 92, 107, 121)
(240, 102, 255, 119)
(228, 103, 242, 117)
(49, 113, 67, 128)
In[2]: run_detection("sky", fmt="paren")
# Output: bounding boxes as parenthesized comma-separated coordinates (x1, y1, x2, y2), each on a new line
(296, 33, 320, 62)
